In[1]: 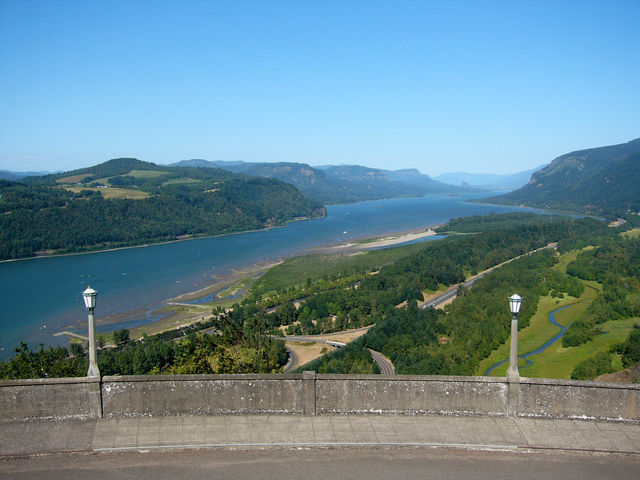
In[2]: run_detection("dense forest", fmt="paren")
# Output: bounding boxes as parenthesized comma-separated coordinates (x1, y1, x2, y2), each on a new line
(0, 158, 325, 260)
(435, 212, 566, 233)
(301, 248, 584, 375)
(485, 139, 640, 215)
(303, 223, 639, 378)
(258, 216, 605, 340)
(563, 236, 640, 348)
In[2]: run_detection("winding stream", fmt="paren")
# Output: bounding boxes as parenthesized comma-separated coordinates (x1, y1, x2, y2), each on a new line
(484, 304, 571, 376)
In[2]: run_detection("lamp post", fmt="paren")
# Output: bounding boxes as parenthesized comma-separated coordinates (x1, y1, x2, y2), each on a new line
(507, 293, 522, 381)
(82, 286, 100, 378)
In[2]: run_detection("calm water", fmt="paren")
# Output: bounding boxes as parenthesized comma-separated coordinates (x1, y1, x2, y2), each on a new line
(0, 194, 539, 360)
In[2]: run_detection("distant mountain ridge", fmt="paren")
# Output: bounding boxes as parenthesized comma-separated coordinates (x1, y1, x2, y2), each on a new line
(0, 170, 52, 181)
(172, 160, 477, 204)
(484, 139, 640, 215)
(435, 166, 546, 189)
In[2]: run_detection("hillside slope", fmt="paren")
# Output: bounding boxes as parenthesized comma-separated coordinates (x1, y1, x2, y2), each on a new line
(173, 160, 472, 204)
(484, 139, 640, 214)
(0, 158, 324, 260)
(434, 165, 546, 189)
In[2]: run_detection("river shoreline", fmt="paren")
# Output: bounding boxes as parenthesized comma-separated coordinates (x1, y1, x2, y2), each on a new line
(0, 214, 325, 264)
(56, 224, 444, 341)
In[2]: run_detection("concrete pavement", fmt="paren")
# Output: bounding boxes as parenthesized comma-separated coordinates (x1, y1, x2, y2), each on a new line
(1, 414, 640, 457)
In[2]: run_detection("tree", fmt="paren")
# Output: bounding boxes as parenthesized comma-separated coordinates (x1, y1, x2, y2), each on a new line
(69, 342, 85, 357)
(113, 329, 130, 345)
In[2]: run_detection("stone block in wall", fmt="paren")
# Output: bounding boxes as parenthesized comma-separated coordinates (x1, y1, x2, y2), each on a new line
(0, 377, 99, 420)
(101, 374, 305, 417)
(314, 375, 508, 416)
(518, 378, 640, 421)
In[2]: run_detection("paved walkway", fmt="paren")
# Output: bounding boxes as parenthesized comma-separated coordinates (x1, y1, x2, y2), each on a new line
(2, 415, 640, 457)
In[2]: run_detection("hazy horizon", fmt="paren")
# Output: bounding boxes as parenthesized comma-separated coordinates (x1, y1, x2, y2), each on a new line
(1, 1, 638, 176)
(0, 155, 547, 178)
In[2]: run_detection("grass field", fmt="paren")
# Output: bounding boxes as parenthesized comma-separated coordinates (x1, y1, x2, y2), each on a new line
(622, 228, 640, 239)
(476, 248, 606, 378)
(55, 174, 92, 184)
(162, 177, 204, 186)
(254, 242, 426, 294)
(213, 275, 261, 307)
(127, 169, 171, 178)
(522, 316, 637, 378)
(477, 275, 637, 379)
(65, 186, 149, 199)
(476, 292, 591, 377)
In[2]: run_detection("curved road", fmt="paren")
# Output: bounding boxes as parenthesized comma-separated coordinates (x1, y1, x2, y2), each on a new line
(273, 331, 395, 374)
(368, 348, 395, 375)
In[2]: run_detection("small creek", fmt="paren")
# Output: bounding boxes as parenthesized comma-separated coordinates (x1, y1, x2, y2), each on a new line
(484, 304, 571, 376)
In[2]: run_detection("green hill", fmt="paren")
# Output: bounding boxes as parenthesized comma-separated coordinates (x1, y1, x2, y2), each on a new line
(0, 158, 324, 260)
(484, 139, 640, 215)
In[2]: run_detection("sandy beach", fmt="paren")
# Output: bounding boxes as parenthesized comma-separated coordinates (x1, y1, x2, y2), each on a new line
(326, 227, 438, 251)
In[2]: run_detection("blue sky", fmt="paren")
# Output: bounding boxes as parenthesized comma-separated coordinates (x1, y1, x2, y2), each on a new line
(1, 0, 638, 175)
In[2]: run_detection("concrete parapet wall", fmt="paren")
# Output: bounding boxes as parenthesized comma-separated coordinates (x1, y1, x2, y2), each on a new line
(315, 375, 507, 416)
(101, 374, 307, 417)
(0, 377, 100, 421)
(2, 374, 640, 422)
(518, 377, 640, 421)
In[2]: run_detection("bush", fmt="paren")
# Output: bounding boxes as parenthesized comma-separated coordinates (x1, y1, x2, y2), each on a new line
(570, 352, 615, 380)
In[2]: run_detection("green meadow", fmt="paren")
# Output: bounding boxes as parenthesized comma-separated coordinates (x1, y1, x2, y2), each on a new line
(477, 258, 637, 379)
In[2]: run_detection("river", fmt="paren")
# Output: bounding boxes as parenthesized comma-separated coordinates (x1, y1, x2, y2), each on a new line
(0, 193, 541, 360)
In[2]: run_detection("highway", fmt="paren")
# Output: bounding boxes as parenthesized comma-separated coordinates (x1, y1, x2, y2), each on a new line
(272, 334, 347, 347)
(368, 348, 395, 375)
(419, 274, 484, 309)
(420, 243, 557, 310)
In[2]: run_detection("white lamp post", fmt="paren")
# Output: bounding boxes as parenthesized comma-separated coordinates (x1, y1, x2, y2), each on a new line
(507, 294, 522, 381)
(82, 286, 100, 378)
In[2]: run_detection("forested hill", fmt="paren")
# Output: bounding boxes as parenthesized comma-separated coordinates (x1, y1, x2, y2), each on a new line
(172, 159, 474, 204)
(0, 158, 325, 260)
(483, 139, 640, 215)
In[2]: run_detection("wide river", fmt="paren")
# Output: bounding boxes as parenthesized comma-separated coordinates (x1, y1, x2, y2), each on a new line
(0, 193, 540, 360)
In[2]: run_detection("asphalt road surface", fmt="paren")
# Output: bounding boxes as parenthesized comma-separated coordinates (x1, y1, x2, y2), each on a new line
(420, 243, 558, 310)
(368, 348, 395, 374)
(2, 447, 638, 479)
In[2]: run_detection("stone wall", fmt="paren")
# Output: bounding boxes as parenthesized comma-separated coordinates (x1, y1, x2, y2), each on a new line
(101, 374, 308, 417)
(0, 377, 101, 420)
(314, 375, 508, 416)
(2, 374, 640, 422)
(517, 377, 640, 421)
